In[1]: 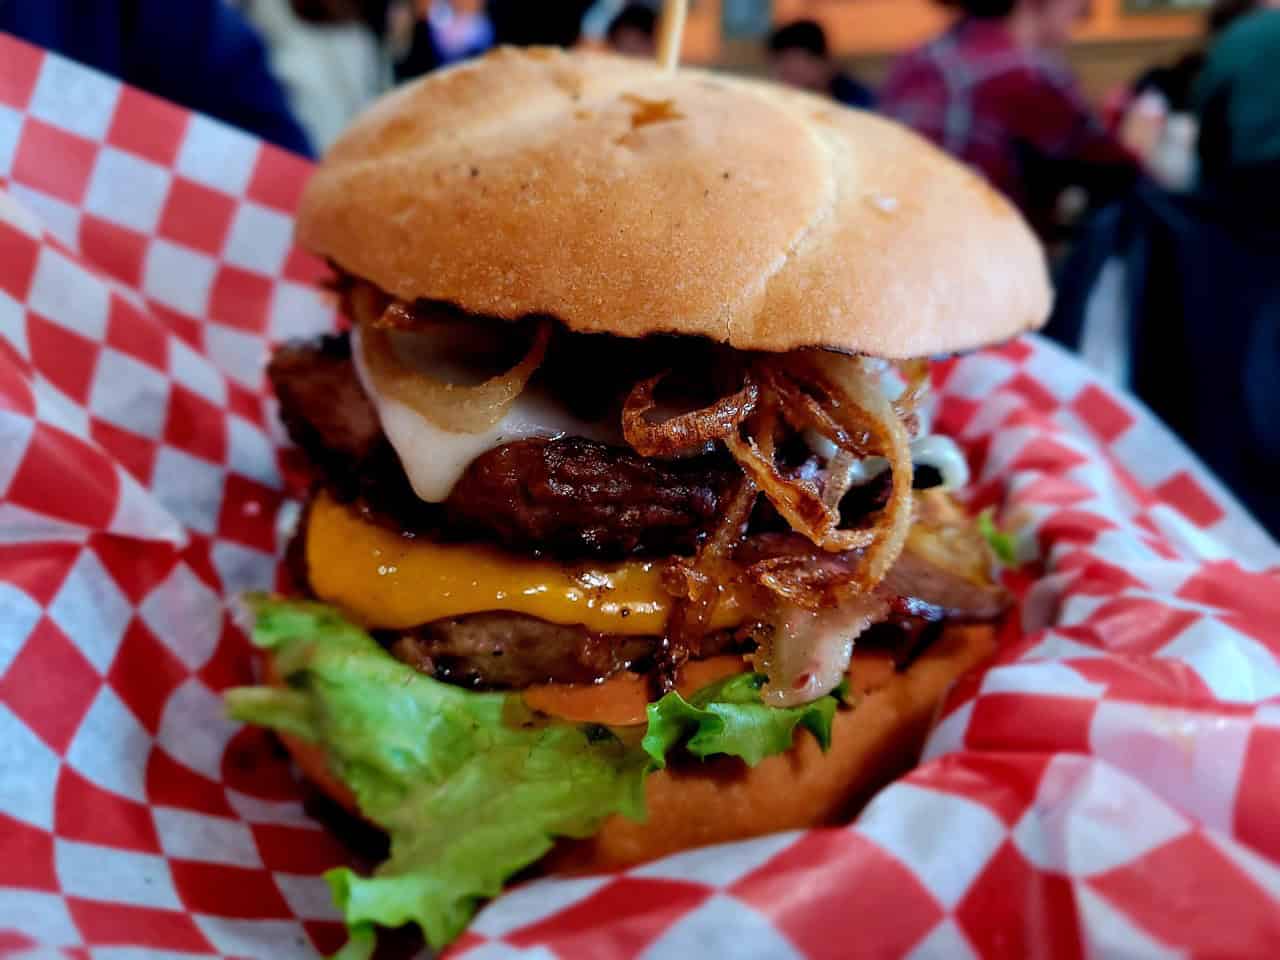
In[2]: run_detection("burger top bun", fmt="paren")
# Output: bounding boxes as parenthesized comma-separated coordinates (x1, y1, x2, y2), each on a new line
(298, 47, 1051, 358)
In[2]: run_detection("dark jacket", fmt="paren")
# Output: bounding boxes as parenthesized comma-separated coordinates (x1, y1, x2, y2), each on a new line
(1048, 183, 1280, 535)
(1195, 10, 1280, 190)
(831, 71, 875, 110)
(0, 0, 312, 156)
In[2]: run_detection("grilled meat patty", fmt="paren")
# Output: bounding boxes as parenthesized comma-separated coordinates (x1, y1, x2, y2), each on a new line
(390, 614, 749, 689)
(449, 438, 733, 558)
(273, 334, 1008, 691)
(269, 333, 734, 559)
(383, 603, 980, 690)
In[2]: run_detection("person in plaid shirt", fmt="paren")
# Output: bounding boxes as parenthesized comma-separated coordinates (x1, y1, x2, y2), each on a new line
(881, 0, 1137, 234)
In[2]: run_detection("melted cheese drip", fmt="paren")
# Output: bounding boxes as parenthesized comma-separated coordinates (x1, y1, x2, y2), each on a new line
(306, 490, 748, 633)
(352, 326, 617, 502)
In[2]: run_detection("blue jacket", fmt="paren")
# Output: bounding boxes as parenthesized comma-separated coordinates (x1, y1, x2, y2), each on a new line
(0, 0, 312, 156)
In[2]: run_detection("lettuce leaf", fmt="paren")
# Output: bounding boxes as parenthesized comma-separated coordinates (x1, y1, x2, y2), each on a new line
(226, 597, 647, 951)
(977, 507, 1019, 567)
(226, 597, 849, 952)
(643, 673, 848, 768)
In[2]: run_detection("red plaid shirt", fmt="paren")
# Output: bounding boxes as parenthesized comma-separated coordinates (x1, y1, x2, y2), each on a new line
(881, 18, 1134, 215)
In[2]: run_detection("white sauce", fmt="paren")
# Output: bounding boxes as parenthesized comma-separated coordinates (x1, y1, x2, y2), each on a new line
(806, 430, 970, 492)
(352, 326, 617, 503)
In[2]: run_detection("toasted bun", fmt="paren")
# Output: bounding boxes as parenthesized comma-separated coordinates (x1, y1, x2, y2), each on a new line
(298, 47, 1050, 358)
(269, 622, 996, 872)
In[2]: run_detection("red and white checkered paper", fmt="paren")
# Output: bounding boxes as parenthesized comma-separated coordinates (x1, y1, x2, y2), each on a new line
(2, 34, 1279, 960)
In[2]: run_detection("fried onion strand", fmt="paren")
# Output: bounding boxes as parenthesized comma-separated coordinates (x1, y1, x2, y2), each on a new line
(659, 476, 759, 690)
(623, 370, 759, 457)
(359, 310, 551, 434)
(796, 351, 914, 593)
(725, 431, 876, 553)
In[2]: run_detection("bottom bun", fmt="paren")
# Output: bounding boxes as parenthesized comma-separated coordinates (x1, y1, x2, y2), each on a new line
(269, 622, 996, 873)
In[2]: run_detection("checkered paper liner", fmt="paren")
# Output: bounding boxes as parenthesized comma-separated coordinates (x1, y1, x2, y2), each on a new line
(2, 33, 1280, 960)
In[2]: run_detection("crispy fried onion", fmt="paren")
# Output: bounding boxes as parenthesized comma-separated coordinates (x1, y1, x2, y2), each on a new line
(778, 352, 914, 589)
(893, 358, 931, 435)
(725, 355, 915, 556)
(358, 306, 551, 434)
(756, 363, 876, 458)
(622, 370, 758, 458)
(727, 428, 876, 554)
(658, 476, 758, 690)
(894, 358, 931, 420)
(752, 594, 890, 707)
(724, 353, 917, 704)
(347, 279, 390, 328)
(746, 548, 862, 608)
(821, 448, 858, 513)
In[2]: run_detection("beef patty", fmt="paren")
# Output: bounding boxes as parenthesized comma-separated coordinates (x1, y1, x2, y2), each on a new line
(390, 613, 749, 689)
(274, 335, 1007, 690)
(269, 334, 953, 560)
(384, 603, 977, 691)
(269, 334, 735, 559)
(289, 527, 1006, 690)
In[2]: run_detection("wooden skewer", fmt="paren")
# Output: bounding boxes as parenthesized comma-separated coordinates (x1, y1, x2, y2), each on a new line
(656, 0, 688, 71)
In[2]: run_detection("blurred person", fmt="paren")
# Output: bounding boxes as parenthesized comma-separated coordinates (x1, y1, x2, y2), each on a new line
(488, 0, 595, 48)
(240, 0, 391, 152)
(607, 3, 657, 58)
(1195, 5, 1280, 203)
(1208, 0, 1274, 33)
(766, 20, 875, 109)
(0, 0, 311, 155)
(1116, 0, 1271, 176)
(1047, 174, 1280, 533)
(1129, 0, 1272, 108)
(427, 0, 494, 63)
(1048, 8, 1280, 532)
(385, 0, 444, 80)
(881, 0, 1137, 234)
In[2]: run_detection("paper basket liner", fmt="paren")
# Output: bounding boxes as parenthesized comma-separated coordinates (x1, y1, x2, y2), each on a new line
(1, 34, 1279, 960)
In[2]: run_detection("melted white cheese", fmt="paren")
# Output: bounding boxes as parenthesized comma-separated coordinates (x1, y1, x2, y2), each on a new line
(806, 431, 970, 492)
(352, 327, 618, 503)
(905, 434, 970, 489)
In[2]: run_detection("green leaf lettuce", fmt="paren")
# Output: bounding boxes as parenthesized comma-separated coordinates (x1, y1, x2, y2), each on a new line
(977, 507, 1019, 567)
(226, 597, 848, 952)
(227, 597, 647, 950)
(643, 673, 848, 768)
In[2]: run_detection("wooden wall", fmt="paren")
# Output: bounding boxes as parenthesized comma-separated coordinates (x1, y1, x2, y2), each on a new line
(682, 0, 1204, 103)
(686, 0, 1204, 56)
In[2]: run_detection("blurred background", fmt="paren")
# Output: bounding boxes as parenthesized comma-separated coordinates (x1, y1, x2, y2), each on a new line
(3, 0, 1275, 533)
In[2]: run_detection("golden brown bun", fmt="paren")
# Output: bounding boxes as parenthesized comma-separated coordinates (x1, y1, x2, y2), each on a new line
(547, 624, 995, 871)
(298, 47, 1050, 358)
(268, 622, 996, 872)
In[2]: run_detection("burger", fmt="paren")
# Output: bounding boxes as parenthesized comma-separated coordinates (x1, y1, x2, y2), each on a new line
(227, 47, 1049, 950)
